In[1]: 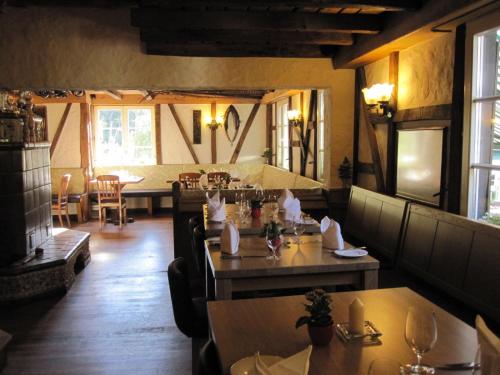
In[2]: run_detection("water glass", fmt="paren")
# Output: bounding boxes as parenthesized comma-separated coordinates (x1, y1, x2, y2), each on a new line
(265, 227, 281, 260)
(403, 307, 438, 374)
(293, 215, 305, 244)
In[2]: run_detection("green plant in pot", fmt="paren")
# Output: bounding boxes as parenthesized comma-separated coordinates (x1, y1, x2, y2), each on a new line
(296, 289, 333, 346)
(250, 198, 263, 218)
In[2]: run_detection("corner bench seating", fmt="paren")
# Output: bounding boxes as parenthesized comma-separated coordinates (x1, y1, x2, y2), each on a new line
(344, 185, 500, 323)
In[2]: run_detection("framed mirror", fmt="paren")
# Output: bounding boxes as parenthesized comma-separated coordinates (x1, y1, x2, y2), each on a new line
(223, 105, 240, 145)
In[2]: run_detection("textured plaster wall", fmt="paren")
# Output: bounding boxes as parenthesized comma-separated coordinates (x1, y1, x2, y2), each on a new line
(356, 33, 455, 191)
(47, 104, 81, 168)
(398, 33, 455, 109)
(0, 7, 353, 188)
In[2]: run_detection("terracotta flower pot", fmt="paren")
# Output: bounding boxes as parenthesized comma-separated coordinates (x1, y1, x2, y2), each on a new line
(251, 207, 262, 218)
(307, 322, 333, 346)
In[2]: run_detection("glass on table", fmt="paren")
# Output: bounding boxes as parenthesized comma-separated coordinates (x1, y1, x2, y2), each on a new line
(265, 225, 281, 260)
(239, 200, 251, 224)
(293, 214, 305, 245)
(403, 306, 438, 374)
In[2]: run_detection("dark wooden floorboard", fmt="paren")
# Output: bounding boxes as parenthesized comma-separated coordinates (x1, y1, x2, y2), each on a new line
(0, 215, 191, 375)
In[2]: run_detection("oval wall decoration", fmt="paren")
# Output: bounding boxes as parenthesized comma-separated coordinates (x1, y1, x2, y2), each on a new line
(223, 105, 240, 145)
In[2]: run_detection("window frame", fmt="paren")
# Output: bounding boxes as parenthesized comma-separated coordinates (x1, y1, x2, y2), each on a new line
(275, 99, 290, 170)
(93, 105, 156, 167)
(461, 10, 500, 219)
(317, 90, 326, 182)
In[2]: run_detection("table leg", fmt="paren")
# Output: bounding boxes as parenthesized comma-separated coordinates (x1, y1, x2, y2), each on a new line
(215, 279, 232, 300)
(206, 255, 215, 300)
(363, 269, 379, 290)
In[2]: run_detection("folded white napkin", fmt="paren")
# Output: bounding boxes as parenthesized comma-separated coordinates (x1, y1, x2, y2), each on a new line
(199, 174, 208, 188)
(255, 345, 312, 375)
(321, 216, 344, 250)
(220, 222, 239, 255)
(476, 315, 500, 375)
(284, 198, 301, 222)
(206, 191, 226, 222)
(278, 189, 294, 210)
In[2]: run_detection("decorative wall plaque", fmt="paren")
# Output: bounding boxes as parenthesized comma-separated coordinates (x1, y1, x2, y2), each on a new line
(193, 110, 201, 144)
(223, 105, 240, 145)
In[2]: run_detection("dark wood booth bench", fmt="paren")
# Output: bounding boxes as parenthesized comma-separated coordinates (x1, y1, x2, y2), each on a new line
(343, 185, 500, 324)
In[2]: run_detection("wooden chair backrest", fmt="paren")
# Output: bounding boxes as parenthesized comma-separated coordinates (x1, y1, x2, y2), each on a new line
(58, 174, 72, 205)
(207, 172, 230, 183)
(96, 175, 122, 203)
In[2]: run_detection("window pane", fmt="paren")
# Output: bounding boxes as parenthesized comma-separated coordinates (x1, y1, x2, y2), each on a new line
(127, 109, 154, 165)
(473, 28, 500, 98)
(96, 109, 123, 166)
(471, 100, 500, 164)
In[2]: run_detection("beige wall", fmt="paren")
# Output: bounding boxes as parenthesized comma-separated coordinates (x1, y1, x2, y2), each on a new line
(47, 104, 81, 168)
(357, 33, 456, 191)
(0, 7, 354, 188)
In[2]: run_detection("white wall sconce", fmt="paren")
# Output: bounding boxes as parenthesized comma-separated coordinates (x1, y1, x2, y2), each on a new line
(287, 109, 304, 127)
(362, 83, 394, 117)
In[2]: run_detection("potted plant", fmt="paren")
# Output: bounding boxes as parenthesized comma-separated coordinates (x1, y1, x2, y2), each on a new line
(296, 289, 333, 346)
(251, 198, 263, 218)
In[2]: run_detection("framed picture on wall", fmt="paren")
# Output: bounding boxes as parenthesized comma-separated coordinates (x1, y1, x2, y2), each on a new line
(396, 127, 447, 207)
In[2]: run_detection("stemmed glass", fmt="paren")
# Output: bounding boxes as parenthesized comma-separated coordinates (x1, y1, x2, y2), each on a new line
(239, 200, 250, 224)
(265, 225, 281, 260)
(293, 214, 305, 245)
(403, 307, 438, 374)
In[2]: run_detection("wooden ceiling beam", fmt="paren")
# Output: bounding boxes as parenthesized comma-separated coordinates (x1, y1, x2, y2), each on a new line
(104, 90, 123, 100)
(140, 29, 354, 45)
(140, 1, 419, 11)
(333, 0, 499, 68)
(145, 42, 333, 58)
(131, 9, 382, 34)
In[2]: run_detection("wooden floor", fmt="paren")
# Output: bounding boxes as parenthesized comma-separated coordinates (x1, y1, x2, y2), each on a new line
(0, 215, 192, 375)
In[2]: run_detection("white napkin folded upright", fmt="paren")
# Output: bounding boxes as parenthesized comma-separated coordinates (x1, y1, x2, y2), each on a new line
(476, 315, 500, 375)
(255, 345, 312, 375)
(284, 198, 301, 222)
(320, 216, 344, 250)
(278, 189, 294, 210)
(206, 191, 226, 222)
(220, 222, 240, 255)
(199, 174, 208, 188)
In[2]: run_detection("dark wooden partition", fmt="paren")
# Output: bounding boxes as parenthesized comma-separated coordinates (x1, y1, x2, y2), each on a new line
(399, 204, 500, 322)
(344, 185, 409, 264)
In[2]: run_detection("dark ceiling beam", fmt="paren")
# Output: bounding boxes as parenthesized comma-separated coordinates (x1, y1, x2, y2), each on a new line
(131, 9, 382, 34)
(333, 0, 499, 68)
(140, 0, 420, 11)
(140, 29, 354, 45)
(145, 42, 334, 58)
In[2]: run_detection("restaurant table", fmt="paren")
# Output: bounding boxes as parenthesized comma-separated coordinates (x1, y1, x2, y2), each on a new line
(205, 234, 379, 300)
(208, 287, 478, 375)
(203, 203, 321, 237)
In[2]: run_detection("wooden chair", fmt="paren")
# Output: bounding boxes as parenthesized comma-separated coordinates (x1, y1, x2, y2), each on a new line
(207, 172, 230, 184)
(96, 175, 127, 229)
(179, 173, 201, 189)
(52, 173, 71, 228)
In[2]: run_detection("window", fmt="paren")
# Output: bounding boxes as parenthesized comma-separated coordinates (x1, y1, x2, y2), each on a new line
(467, 25, 500, 222)
(94, 106, 155, 166)
(317, 90, 325, 182)
(276, 100, 290, 170)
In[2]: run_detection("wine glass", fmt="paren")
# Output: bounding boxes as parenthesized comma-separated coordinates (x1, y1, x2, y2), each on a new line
(293, 214, 305, 245)
(239, 200, 250, 224)
(404, 307, 438, 374)
(368, 359, 403, 375)
(265, 225, 281, 260)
